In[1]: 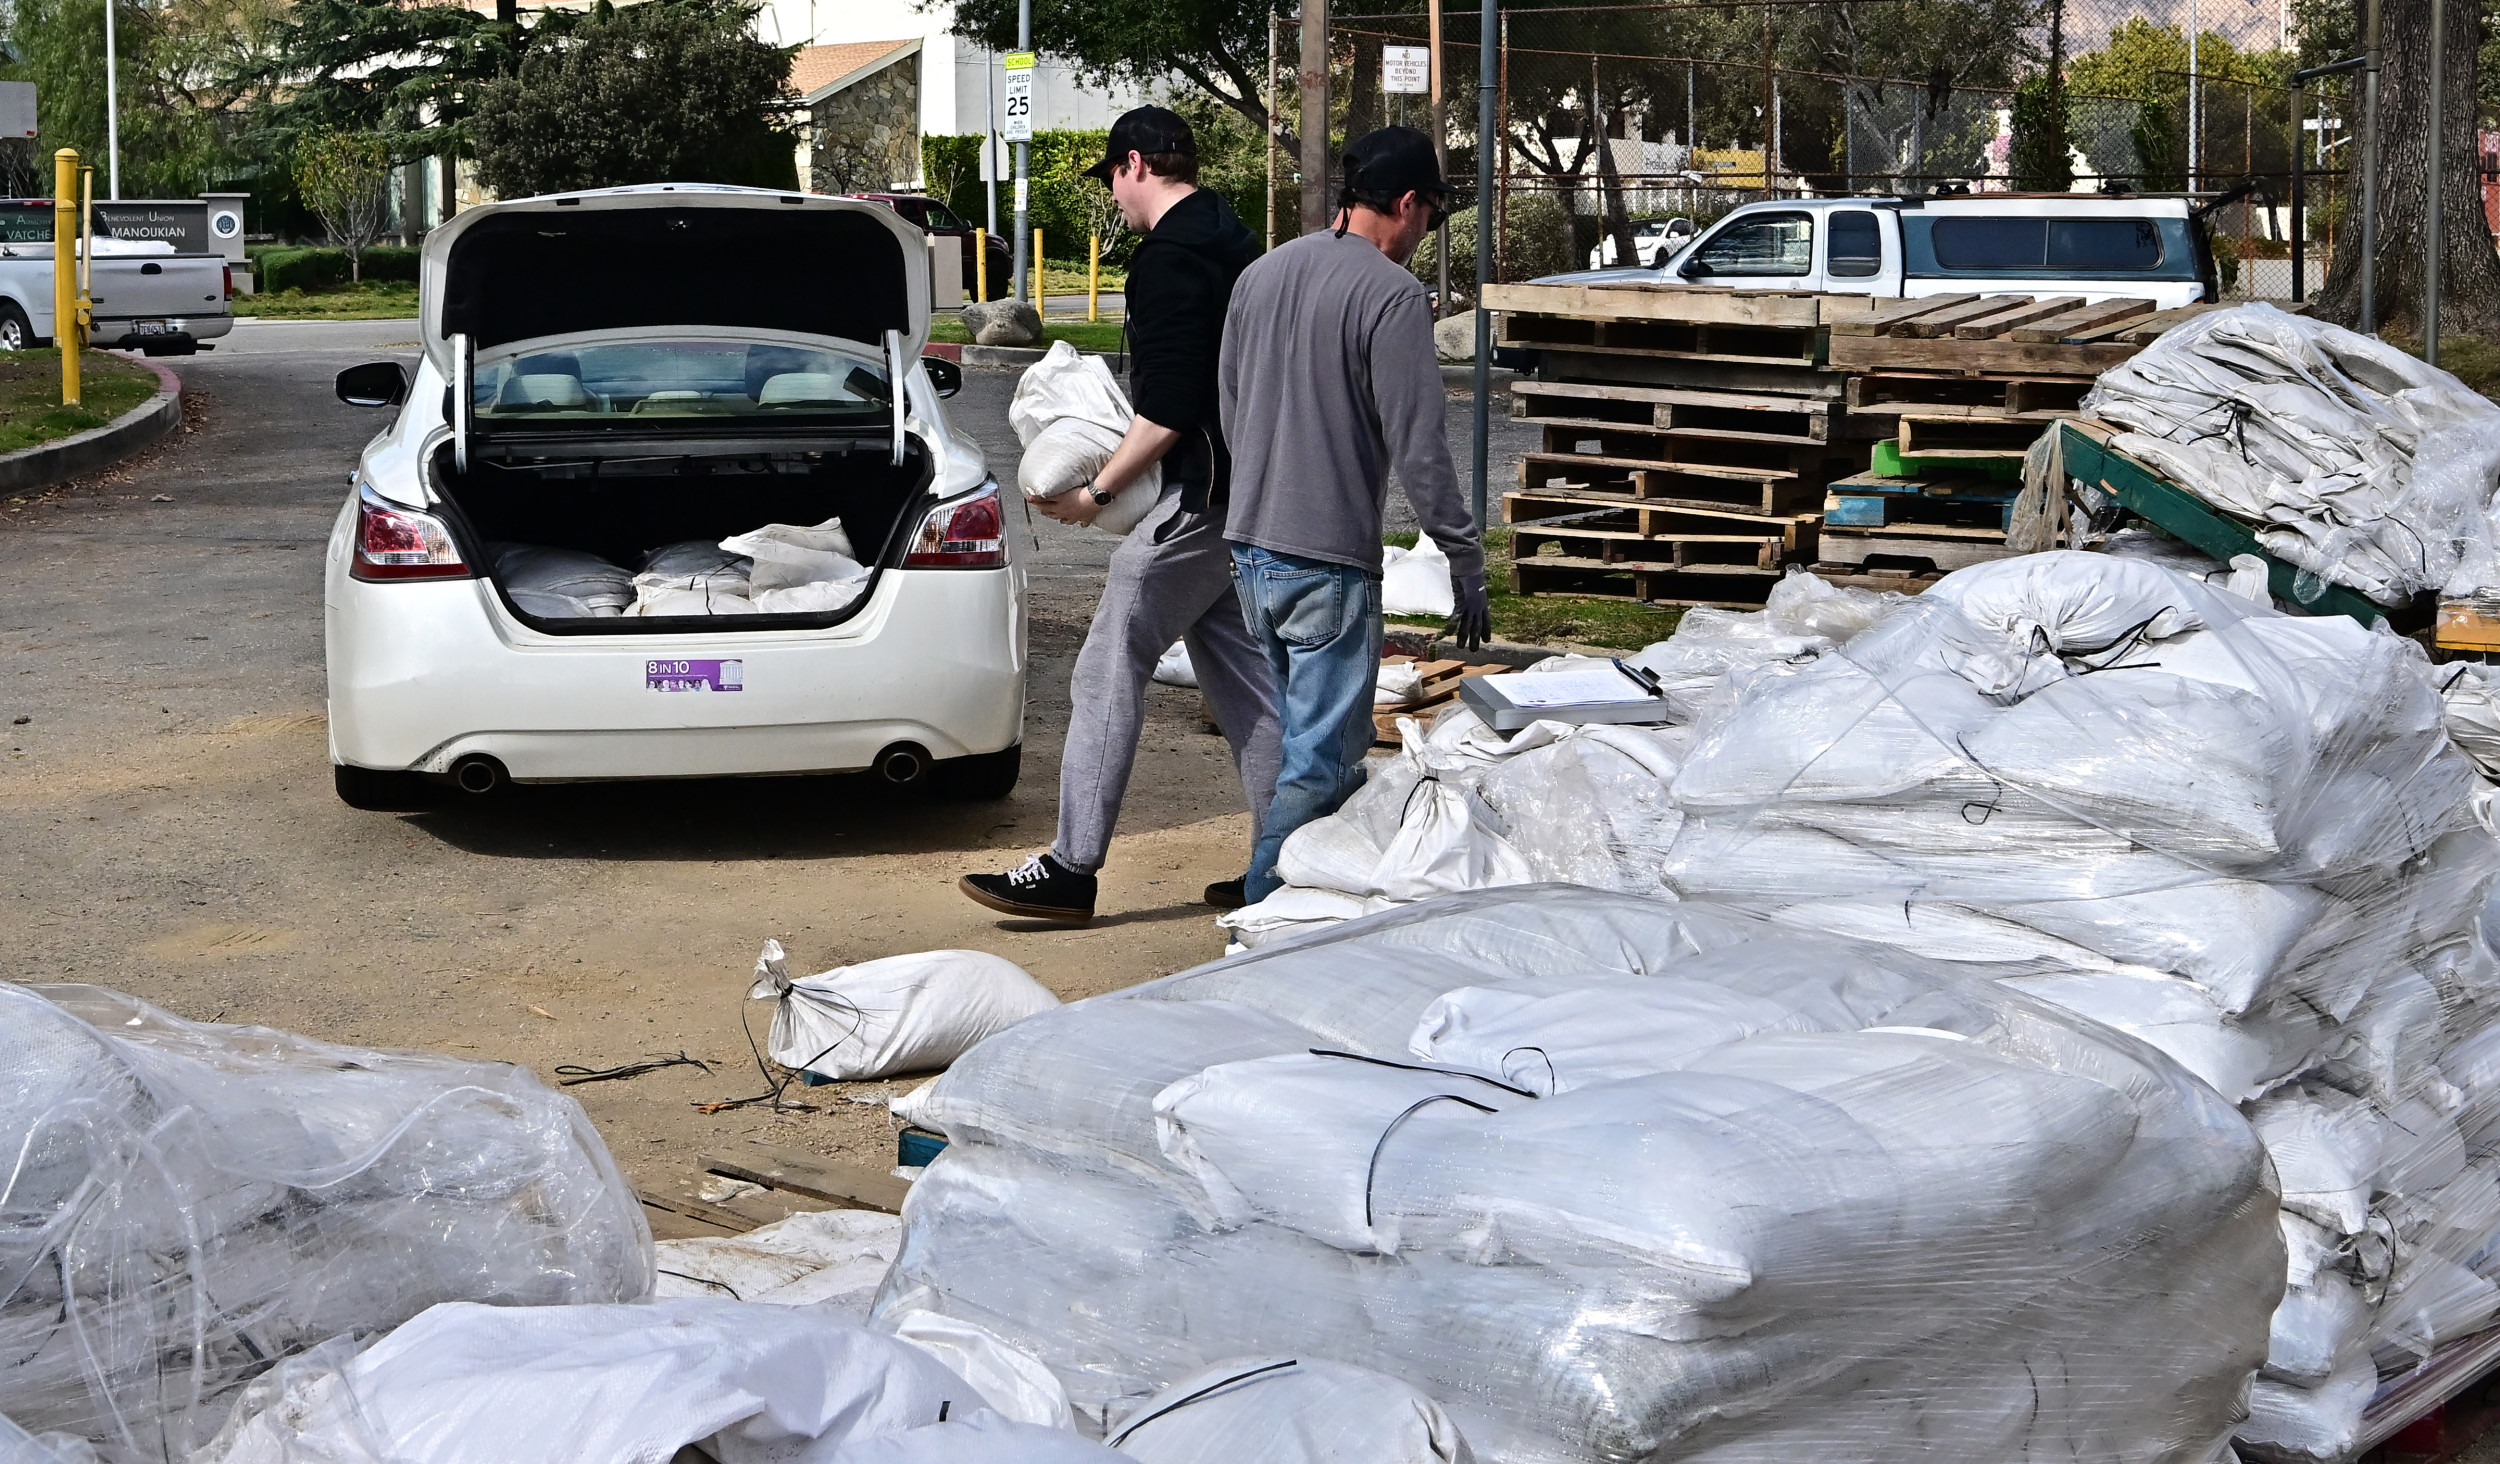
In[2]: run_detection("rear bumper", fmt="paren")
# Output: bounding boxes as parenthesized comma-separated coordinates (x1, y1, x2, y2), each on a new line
(324, 560, 1026, 781)
(95, 314, 234, 351)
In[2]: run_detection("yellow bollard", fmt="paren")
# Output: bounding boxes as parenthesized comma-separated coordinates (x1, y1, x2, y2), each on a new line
(973, 228, 987, 302)
(51, 148, 76, 406)
(1089, 234, 1099, 322)
(1034, 229, 1045, 324)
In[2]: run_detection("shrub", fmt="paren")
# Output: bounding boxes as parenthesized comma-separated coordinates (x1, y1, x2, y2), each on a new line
(247, 245, 419, 293)
(1409, 192, 1574, 296)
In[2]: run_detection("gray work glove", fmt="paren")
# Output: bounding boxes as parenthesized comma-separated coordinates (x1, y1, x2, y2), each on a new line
(1450, 571, 1492, 652)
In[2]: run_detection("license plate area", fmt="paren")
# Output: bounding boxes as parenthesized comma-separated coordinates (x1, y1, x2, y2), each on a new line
(131, 320, 170, 335)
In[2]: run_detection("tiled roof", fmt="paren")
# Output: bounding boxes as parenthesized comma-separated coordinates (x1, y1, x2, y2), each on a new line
(789, 39, 920, 101)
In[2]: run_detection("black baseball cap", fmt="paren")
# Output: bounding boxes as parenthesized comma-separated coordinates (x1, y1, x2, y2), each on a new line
(1083, 106, 1197, 182)
(1342, 126, 1451, 200)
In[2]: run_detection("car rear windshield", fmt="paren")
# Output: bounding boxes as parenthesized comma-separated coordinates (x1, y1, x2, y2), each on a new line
(473, 341, 891, 422)
(1904, 214, 2194, 279)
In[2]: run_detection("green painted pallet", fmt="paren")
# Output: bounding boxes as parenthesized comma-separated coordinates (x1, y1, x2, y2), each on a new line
(1868, 439, 2025, 481)
(2056, 420, 2384, 626)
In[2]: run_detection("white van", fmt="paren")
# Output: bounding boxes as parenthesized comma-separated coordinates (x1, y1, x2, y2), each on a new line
(1544, 194, 2218, 309)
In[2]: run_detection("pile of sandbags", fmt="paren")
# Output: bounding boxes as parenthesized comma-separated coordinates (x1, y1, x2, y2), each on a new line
(876, 886, 2282, 1463)
(630, 519, 871, 617)
(2083, 303, 2500, 604)
(0, 984, 650, 1463)
(1655, 551, 2500, 1461)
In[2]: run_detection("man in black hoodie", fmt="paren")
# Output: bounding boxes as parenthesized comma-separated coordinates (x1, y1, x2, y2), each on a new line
(959, 106, 1279, 925)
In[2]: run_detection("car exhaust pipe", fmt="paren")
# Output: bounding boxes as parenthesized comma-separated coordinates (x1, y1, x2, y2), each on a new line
(450, 754, 507, 795)
(875, 742, 930, 786)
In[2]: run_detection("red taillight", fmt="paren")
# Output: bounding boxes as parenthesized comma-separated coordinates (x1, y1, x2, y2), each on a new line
(904, 483, 1008, 568)
(350, 486, 471, 581)
(221, 264, 232, 300)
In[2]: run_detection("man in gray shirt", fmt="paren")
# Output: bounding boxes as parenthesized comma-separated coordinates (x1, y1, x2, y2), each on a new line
(1219, 126, 1492, 902)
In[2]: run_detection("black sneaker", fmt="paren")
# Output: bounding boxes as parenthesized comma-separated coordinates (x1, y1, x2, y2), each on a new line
(1204, 877, 1248, 910)
(959, 853, 1096, 923)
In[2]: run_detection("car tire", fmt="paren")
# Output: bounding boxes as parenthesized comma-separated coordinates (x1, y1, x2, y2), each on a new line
(933, 742, 1021, 800)
(0, 302, 31, 351)
(333, 762, 438, 811)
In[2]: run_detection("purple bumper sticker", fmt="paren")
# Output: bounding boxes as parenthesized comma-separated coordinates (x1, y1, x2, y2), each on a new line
(647, 658, 744, 693)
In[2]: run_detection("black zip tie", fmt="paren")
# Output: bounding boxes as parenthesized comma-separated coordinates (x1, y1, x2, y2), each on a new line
(1306, 1047, 1538, 1099)
(1365, 1094, 1496, 1230)
(1108, 1360, 1302, 1447)
(555, 1052, 712, 1087)
(1500, 1045, 1558, 1095)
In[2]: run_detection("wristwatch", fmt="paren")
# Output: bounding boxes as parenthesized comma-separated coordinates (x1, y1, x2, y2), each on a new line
(1087, 482, 1116, 506)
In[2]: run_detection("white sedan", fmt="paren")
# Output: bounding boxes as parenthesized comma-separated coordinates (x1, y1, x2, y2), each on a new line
(323, 185, 1025, 809)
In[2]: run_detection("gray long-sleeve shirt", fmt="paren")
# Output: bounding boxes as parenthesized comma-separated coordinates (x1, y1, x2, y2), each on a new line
(1216, 230, 1486, 584)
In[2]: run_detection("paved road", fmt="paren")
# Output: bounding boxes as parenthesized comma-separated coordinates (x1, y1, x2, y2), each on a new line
(0, 316, 1533, 1220)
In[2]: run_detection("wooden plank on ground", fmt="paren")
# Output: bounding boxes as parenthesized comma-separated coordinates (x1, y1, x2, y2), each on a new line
(1481, 282, 1824, 329)
(1950, 295, 2085, 339)
(1892, 295, 2032, 337)
(639, 1189, 765, 1234)
(701, 1143, 912, 1214)
(1830, 294, 1979, 337)
(2008, 297, 2154, 342)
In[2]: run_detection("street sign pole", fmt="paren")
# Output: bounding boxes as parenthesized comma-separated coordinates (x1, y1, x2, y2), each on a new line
(1005, 25, 1033, 306)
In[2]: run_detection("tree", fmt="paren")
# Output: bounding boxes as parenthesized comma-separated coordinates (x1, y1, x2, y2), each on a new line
(2313, 0, 2500, 335)
(242, 0, 523, 160)
(948, 0, 1293, 154)
(292, 130, 390, 279)
(467, 0, 797, 197)
(0, 0, 281, 196)
(2007, 74, 2072, 190)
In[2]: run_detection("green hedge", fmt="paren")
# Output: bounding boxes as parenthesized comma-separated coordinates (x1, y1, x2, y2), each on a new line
(245, 246, 420, 293)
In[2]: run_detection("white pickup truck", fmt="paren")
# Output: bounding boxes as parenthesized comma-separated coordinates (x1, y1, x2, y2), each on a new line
(1548, 194, 2219, 309)
(0, 201, 233, 355)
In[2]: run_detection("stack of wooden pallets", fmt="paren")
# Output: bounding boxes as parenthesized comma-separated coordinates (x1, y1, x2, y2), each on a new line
(1818, 295, 2220, 582)
(1486, 283, 1866, 608)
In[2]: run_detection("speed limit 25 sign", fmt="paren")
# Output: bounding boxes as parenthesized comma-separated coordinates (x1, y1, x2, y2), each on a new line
(1002, 51, 1035, 142)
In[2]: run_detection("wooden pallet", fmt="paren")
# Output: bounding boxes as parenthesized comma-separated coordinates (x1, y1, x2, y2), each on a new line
(1511, 379, 1837, 443)
(1373, 656, 1506, 744)
(1481, 281, 1829, 329)
(1531, 347, 1848, 399)
(1499, 312, 1823, 370)
(1511, 519, 1814, 571)
(1508, 490, 1820, 544)
(1531, 425, 1850, 476)
(1844, 372, 2092, 418)
(1511, 554, 1785, 608)
(1817, 523, 2015, 573)
(1897, 413, 2052, 459)
(1827, 295, 2216, 376)
(1805, 562, 1946, 594)
(1517, 457, 1833, 517)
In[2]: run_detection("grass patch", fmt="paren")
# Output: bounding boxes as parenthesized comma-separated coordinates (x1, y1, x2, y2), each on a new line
(241, 279, 419, 321)
(1385, 529, 1685, 651)
(927, 314, 1128, 354)
(2384, 330, 2500, 401)
(0, 349, 158, 454)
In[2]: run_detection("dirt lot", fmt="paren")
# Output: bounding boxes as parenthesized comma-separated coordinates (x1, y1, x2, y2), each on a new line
(0, 320, 1323, 1231)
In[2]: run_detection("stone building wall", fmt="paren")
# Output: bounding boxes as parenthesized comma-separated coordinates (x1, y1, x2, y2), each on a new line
(811, 54, 920, 193)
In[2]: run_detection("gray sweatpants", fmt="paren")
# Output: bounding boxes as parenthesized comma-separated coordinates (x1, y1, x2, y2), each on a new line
(1052, 487, 1282, 875)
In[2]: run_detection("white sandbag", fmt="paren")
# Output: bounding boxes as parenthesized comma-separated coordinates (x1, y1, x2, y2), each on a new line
(1153, 641, 1197, 688)
(2441, 662, 2500, 780)
(629, 571, 756, 616)
(197, 1299, 1000, 1464)
(754, 577, 872, 615)
(721, 518, 871, 606)
(2249, 1083, 2388, 1235)
(1008, 341, 1159, 535)
(643, 540, 753, 579)
(1109, 1357, 1472, 1464)
(2262, 1272, 2372, 1386)
(1216, 887, 1395, 949)
(491, 543, 635, 618)
(887, 1309, 1075, 1429)
(2239, 1355, 2378, 1464)
(1376, 660, 1426, 706)
(1408, 977, 1812, 1094)
(0, 983, 650, 1461)
(1274, 773, 1533, 902)
(828, 1413, 1122, 1462)
(1922, 550, 2207, 652)
(1381, 536, 1456, 619)
(655, 1209, 903, 1311)
(1152, 1051, 1532, 1252)
(749, 942, 1061, 1080)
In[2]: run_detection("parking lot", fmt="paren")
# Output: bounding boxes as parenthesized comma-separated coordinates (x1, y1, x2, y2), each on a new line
(0, 319, 1274, 1200)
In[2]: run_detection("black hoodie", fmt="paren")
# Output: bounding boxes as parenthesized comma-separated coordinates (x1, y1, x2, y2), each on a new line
(1123, 188, 1261, 514)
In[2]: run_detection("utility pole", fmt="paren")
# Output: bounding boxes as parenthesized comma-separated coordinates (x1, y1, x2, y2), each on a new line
(2361, 0, 2381, 333)
(2426, 0, 2444, 363)
(1428, 0, 1448, 316)
(1759, 4, 1773, 197)
(1300, 0, 1330, 235)
(1266, 13, 1279, 249)
(1472, 0, 1498, 544)
(2187, 0, 2199, 189)
(102, 0, 117, 199)
(1010, 0, 1033, 306)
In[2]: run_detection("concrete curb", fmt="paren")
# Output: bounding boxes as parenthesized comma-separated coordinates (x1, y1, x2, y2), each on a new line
(0, 357, 181, 494)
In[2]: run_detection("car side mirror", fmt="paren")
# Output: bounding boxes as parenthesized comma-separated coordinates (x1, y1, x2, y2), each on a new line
(921, 355, 963, 398)
(1681, 259, 1712, 278)
(336, 360, 409, 409)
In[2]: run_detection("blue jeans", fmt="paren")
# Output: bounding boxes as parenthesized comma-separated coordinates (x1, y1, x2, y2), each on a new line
(1231, 545, 1383, 902)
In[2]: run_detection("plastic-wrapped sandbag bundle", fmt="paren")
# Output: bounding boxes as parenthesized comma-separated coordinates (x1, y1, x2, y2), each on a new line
(1219, 571, 1892, 948)
(489, 543, 635, 618)
(876, 885, 2283, 1463)
(1654, 551, 2500, 1461)
(2083, 302, 2500, 605)
(0, 983, 650, 1463)
(1009, 342, 1159, 536)
(196, 1299, 1119, 1464)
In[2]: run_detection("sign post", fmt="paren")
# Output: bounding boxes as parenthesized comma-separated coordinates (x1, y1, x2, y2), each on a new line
(1003, 48, 1034, 305)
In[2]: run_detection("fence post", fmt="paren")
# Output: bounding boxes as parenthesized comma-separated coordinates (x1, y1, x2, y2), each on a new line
(974, 227, 988, 302)
(1472, 0, 1498, 550)
(52, 147, 76, 407)
(1088, 233, 1099, 323)
(1034, 228, 1046, 323)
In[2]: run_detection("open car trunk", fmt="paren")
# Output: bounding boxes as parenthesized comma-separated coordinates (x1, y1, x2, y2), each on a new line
(429, 435, 936, 634)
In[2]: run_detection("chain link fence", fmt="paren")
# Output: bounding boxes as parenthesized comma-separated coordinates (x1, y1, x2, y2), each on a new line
(1237, 0, 2417, 298)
